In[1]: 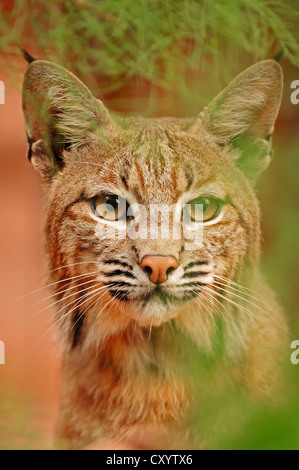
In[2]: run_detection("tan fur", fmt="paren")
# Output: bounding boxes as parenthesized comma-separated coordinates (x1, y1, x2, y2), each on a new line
(22, 59, 289, 449)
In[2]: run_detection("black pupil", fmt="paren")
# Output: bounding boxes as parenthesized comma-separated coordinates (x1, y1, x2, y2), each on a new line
(106, 196, 119, 210)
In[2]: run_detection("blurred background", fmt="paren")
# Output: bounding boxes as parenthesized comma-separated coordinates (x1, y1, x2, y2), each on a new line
(0, 0, 298, 449)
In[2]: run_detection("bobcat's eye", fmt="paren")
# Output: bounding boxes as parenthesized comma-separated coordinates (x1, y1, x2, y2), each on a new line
(185, 197, 222, 223)
(91, 195, 127, 221)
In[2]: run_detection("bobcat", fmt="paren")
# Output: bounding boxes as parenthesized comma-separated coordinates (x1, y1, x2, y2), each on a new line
(22, 54, 288, 449)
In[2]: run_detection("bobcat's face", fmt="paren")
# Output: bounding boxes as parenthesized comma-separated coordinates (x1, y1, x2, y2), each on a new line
(23, 58, 282, 341)
(45, 122, 259, 327)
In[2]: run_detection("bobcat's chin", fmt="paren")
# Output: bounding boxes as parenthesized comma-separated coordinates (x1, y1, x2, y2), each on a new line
(123, 290, 191, 327)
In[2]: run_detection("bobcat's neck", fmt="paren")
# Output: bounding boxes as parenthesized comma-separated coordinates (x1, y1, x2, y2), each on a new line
(57, 321, 190, 448)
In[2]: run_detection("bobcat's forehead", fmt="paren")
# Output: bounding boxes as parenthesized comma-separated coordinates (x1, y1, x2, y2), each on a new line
(117, 123, 194, 204)
(103, 118, 229, 205)
(59, 118, 229, 207)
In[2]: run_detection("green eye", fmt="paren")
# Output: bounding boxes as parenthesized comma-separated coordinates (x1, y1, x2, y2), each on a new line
(185, 197, 222, 222)
(91, 195, 127, 221)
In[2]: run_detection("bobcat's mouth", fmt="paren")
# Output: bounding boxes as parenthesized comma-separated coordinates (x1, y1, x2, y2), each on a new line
(145, 286, 197, 305)
(108, 283, 198, 306)
(107, 283, 201, 327)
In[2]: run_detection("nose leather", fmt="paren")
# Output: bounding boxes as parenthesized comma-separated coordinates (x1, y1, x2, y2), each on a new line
(139, 255, 179, 283)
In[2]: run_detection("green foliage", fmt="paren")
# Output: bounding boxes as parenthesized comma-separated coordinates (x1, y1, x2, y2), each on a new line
(1, 0, 299, 101)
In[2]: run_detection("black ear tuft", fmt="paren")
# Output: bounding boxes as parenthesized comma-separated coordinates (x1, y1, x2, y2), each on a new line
(20, 47, 36, 64)
(273, 48, 284, 62)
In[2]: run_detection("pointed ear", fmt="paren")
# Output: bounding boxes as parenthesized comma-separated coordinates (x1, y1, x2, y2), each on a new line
(199, 60, 283, 181)
(22, 60, 114, 180)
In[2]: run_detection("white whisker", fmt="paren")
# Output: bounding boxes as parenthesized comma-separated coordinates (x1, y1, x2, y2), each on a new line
(37, 284, 111, 344)
(203, 286, 255, 321)
(212, 280, 267, 309)
(214, 274, 263, 298)
(27, 282, 106, 325)
(16, 264, 100, 300)
(24, 276, 99, 312)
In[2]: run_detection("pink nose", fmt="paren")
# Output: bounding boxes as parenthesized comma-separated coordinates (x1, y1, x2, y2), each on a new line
(139, 256, 178, 284)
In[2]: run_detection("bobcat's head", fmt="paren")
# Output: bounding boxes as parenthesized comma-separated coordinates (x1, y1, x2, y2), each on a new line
(22, 58, 282, 348)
